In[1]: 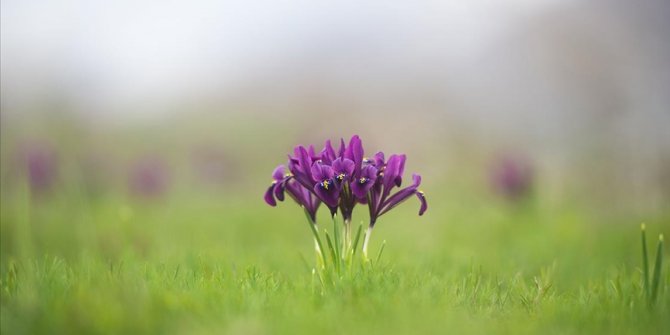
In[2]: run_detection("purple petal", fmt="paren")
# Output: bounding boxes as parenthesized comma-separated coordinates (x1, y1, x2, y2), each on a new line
(338, 138, 346, 158)
(351, 165, 377, 200)
(360, 164, 378, 179)
(332, 158, 355, 176)
(308, 145, 320, 161)
(378, 173, 422, 216)
(272, 165, 285, 181)
(320, 140, 337, 164)
(273, 179, 286, 201)
(311, 162, 334, 182)
(351, 178, 374, 200)
(394, 155, 406, 187)
(383, 154, 403, 190)
(295, 146, 312, 171)
(313, 181, 339, 208)
(345, 135, 364, 175)
(373, 151, 385, 167)
(264, 183, 277, 206)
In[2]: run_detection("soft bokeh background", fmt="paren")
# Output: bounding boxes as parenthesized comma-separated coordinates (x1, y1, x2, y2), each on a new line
(1, 1, 669, 333)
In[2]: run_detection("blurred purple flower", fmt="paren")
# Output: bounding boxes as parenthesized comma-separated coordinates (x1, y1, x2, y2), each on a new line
(490, 154, 534, 200)
(16, 142, 58, 194)
(128, 157, 170, 198)
(190, 145, 236, 188)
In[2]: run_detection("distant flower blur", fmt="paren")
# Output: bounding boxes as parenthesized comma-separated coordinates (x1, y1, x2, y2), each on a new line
(129, 157, 170, 198)
(490, 154, 533, 200)
(16, 142, 58, 194)
(190, 145, 236, 189)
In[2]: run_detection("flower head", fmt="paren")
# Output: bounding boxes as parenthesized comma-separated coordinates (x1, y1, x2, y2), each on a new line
(264, 164, 321, 222)
(263, 135, 427, 227)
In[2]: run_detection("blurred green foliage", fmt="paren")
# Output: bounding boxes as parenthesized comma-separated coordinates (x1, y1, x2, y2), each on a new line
(1, 120, 669, 334)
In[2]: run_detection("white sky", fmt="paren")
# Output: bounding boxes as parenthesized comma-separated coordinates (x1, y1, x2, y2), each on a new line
(1, 0, 565, 116)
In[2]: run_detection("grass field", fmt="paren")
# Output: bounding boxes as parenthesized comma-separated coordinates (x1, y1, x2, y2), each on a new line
(1, 129, 669, 335)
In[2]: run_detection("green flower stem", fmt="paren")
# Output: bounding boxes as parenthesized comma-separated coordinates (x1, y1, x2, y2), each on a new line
(362, 226, 373, 260)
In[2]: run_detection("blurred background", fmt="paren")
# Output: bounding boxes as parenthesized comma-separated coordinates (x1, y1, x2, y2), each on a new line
(1, 0, 669, 262)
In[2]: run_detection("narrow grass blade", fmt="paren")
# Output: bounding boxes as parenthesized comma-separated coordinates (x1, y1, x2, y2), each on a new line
(324, 230, 338, 269)
(332, 216, 341, 261)
(375, 240, 387, 265)
(641, 223, 650, 300)
(352, 224, 363, 256)
(650, 234, 664, 306)
(305, 213, 326, 267)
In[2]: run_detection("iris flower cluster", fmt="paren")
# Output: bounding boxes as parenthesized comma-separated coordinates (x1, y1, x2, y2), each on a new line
(264, 135, 427, 260)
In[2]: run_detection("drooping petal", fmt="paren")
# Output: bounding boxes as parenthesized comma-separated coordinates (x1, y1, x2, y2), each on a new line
(273, 178, 286, 201)
(378, 173, 422, 216)
(264, 183, 277, 206)
(416, 191, 427, 215)
(313, 180, 339, 208)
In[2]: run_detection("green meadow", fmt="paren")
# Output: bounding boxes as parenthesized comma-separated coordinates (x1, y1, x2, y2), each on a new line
(1, 122, 668, 335)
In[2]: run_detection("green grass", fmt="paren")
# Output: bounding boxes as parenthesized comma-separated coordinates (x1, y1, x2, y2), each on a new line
(1, 170, 669, 334)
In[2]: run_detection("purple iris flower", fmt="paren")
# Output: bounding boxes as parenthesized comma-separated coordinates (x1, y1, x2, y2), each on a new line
(263, 135, 427, 259)
(311, 162, 339, 209)
(264, 164, 321, 222)
(365, 154, 427, 227)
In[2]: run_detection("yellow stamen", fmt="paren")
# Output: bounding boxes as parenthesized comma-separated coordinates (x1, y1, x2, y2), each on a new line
(322, 180, 330, 190)
(359, 177, 367, 184)
(337, 173, 345, 181)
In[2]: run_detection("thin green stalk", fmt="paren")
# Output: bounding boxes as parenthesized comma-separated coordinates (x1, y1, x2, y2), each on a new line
(352, 224, 363, 256)
(304, 209, 326, 267)
(324, 230, 339, 272)
(343, 219, 352, 254)
(332, 215, 341, 262)
(641, 224, 650, 300)
(375, 240, 386, 265)
(362, 226, 373, 261)
(650, 234, 664, 306)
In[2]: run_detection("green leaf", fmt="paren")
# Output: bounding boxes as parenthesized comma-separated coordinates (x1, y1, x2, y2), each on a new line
(650, 234, 664, 306)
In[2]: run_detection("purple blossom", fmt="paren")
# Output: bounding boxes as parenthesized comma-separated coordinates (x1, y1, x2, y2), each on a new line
(128, 157, 170, 198)
(365, 154, 427, 227)
(264, 164, 321, 222)
(490, 154, 533, 200)
(263, 135, 427, 226)
(15, 142, 58, 194)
